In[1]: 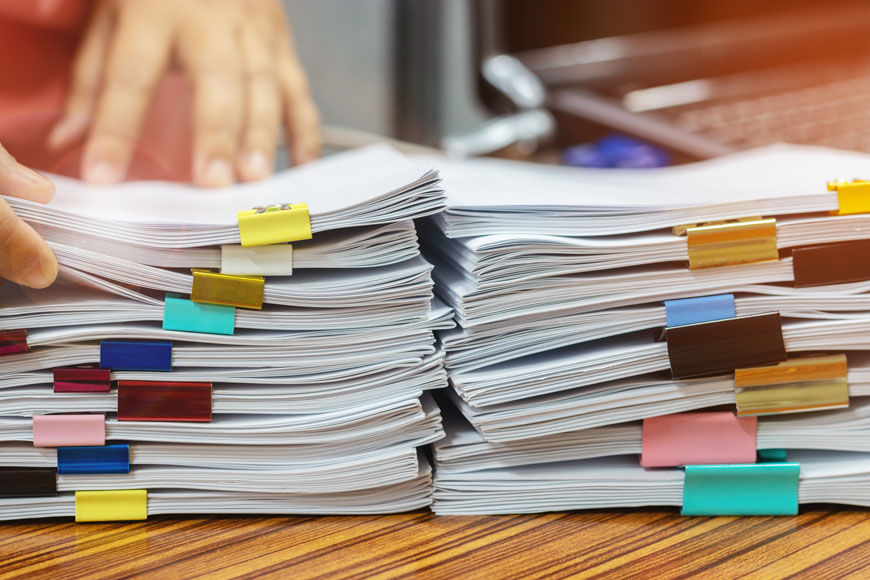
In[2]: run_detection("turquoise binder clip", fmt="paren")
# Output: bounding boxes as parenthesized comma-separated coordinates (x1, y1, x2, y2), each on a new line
(163, 294, 235, 335)
(757, 449, 788, 462)
(681, 463, 800, 516)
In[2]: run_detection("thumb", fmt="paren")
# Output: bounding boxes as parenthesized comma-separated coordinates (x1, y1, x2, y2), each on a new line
(0, 198, 58, 288)
(0, 142, 55, 203)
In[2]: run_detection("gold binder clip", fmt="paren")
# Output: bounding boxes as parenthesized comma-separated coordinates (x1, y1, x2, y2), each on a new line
(191, 269, 264, 309)
(673, 216, 763, 237)
(237, 202, 311, 247)
(677, 217, 778, 270)
(734, 354, 849, 416)
(828, 179, 870, 215)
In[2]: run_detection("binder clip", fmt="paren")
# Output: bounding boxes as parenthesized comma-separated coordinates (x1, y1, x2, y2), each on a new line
(190, 269, 264, 310)
(75, 489, 147, 522)
(734, 354, 849, 416)
(237, 202, 311, 247)
(665, 312, 786, 379)
(0, 329, 28, 356)
(220, 244, 293, 276)
(57, 444, 130, 475)
(828, 179, 870, 215)
(641, 412, 757, 468)
(33, 414, 106, 448)
(792, 239, 870, 287)
(100, 340, 172, 372)
(0, 467, 57, 498)
(117, 381, 212, 422)
(758, 449, 788, 462)
(675, 217, 778, 270)
(53, 364, 112, 393)
(681, 462, 800, 516)
(664, 294, 735, 327)
(163, 295, 235, 335)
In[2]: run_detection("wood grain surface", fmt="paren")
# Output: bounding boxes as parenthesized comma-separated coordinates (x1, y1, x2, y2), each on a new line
(2, 507, 870, 579)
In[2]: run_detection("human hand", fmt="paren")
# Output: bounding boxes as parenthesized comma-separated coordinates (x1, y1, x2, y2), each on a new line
(0, 143, 57, 288)
(48, 0, 321, 187)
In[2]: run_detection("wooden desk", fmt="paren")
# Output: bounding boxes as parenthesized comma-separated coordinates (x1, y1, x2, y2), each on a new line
(2, 508, 867, 578)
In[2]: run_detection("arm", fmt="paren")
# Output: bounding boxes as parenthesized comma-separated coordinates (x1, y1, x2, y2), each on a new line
(49, 0, 320, 187)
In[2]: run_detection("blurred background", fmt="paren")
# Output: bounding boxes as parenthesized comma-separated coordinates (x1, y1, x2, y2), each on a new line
(289, 0, 870, 168)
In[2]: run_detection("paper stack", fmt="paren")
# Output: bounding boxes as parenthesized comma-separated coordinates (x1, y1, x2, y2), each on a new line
(0, 145, 450, 521)
(423, 144, 870, 515)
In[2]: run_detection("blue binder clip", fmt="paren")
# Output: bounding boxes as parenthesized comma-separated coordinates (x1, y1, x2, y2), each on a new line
(665, 294, 735, 327)
(57, 444, 130, 474)
(100, 341, 172, 371)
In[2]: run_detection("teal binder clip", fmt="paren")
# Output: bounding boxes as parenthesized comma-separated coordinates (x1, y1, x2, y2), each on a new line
(163, 294, 235, 335)
(681, 463, 800, 516)
(757, 449, 788, 462)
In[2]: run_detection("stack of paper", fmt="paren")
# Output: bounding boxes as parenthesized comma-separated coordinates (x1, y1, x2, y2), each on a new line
(0, 146, 451, 521)
(423, 144, 870, 515)
(433, 448, 870, 515)
(433, 401, 870, 514)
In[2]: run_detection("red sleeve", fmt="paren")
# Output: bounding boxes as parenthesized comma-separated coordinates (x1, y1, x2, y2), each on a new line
(0, 0, 91, 31)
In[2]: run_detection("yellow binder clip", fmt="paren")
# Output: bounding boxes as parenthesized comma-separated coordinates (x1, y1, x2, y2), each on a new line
(734, 354, 849, 416)
(828, 179, 870, 215)
(75, 489, 148, 522)
(190, 269, 265, 310)
(237, 202, 312, 247)
(676, 217, 778, 270)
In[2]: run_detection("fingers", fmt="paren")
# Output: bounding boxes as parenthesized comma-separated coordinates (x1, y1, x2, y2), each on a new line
(0, 143, 57, 287)
(0, 199, 57, 288)
(47, 1, 114, 151)
(0, 143, 55, 204)
(276, 16, 321, 166)
(81, 6, 173, 184)
(237, 21, 281, 181)
(180, 19, 245, 187)
(278, 57, 321, 166)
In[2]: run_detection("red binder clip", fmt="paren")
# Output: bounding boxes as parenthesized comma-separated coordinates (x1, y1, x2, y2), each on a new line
(0, 329, 28, 356)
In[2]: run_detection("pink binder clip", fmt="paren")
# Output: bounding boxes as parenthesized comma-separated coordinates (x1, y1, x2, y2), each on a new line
(641, 412, 757, 468)
(33, 414, 106, 448)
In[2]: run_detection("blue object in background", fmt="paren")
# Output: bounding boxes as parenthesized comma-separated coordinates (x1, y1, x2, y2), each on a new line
(57, 444, 130, 474)
(562, 135, 669, 168)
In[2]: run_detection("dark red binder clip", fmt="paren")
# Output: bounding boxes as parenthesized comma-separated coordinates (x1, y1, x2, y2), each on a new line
(0, 329, 28, 356)
(117, 381, 213, 422)
(54, 364, 112, 393)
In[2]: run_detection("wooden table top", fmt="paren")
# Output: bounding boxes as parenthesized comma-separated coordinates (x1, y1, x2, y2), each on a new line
(2, 507, 868, 579)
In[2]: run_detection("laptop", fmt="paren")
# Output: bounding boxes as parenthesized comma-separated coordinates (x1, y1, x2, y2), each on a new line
(476, 0, 870, 159)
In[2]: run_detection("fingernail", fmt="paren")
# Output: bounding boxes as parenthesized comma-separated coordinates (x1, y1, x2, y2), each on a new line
(19, 256, 56, 288)
(83, 161, 123, 185)
(240, 151, 271, 180)
(199, 158, 233, 187)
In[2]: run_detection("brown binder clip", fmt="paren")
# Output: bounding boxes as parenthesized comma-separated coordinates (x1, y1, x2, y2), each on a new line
(666, 312, 786, 379)
(792, 240, 870, 288)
